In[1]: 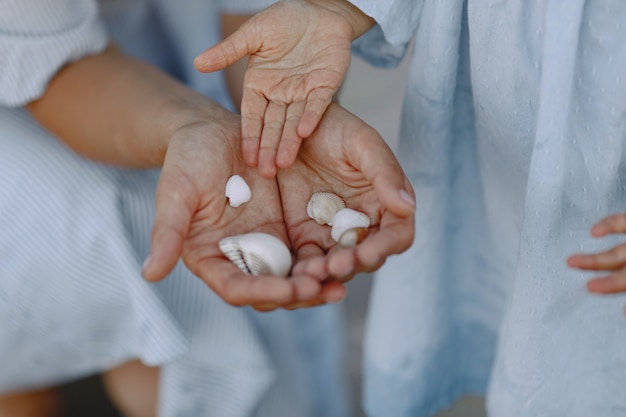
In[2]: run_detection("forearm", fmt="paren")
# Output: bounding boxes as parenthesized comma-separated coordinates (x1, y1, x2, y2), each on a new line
(307, 0, 375, 39)
(27, 44, 231, 168)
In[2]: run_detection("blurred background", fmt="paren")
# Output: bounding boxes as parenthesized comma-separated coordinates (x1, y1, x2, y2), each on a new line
(59, 54, 486, 417)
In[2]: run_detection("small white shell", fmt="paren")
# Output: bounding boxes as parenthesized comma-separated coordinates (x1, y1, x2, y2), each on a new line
(307, 192, 346, 225)
(337, 227, 369, 248)
(218, 232, 292, 277)
(330, 208, 370, 242)
(225, 175, 251, 208)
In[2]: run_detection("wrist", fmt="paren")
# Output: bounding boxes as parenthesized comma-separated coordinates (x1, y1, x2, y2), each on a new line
(307, 0, 375, 39)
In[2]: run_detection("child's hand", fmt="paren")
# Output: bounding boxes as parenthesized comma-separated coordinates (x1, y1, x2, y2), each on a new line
(567, 213, 626, 294)
(194, 0, 373, 178)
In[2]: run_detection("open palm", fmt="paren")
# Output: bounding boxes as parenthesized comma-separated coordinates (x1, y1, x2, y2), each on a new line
(278, 104, 416, 291)
(143, 115, 331, 310)
(195, 0, 354, 177)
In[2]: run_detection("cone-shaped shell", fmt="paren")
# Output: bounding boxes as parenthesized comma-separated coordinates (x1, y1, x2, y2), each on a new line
(218, 232, 292, 277)
(225, 175, 251, 208)
(330, 208, 370, 242)
(307, 192, 346, 225)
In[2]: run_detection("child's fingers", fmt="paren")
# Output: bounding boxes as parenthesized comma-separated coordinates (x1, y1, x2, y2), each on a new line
(276, 101, 306, 169)
(194, 22, 258, 72)
(591, 213, 626, 237)
(257, 102, 286, 178)
(567, 244, 626, 271)
(297, 87, 334, 138)
(586, 272, 626, 294)
(241, 90, 268, 167)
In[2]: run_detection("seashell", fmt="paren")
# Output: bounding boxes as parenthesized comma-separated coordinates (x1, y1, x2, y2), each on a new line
(337, 227, 369, 248)
(307, 192, 346, 225)
(218, 232, 292, 277)
(330, 208, 371, 242)
(225, 175, 251, 208)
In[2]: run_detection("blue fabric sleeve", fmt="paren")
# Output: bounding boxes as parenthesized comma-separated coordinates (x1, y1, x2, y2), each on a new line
(0, 0, 108, 107)
(348, 0, 423, 68)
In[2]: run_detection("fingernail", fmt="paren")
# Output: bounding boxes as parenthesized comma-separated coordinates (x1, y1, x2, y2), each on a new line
(399, 189, 416, 208)
(141, 253, 153, 276)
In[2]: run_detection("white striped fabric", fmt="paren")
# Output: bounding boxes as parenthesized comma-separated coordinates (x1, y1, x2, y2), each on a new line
(0, 1, 351, 416)
(0, 0, 108, 107)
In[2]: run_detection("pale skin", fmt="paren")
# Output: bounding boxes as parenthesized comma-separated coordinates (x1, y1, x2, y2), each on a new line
(0, 13, 416, 417)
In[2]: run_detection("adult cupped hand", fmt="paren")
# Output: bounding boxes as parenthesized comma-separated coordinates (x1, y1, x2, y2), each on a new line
(194, 0, 370, 178)
(142, 105, 415, 311)
(277, 104, 416, 308)
(141, 113, 344, 311)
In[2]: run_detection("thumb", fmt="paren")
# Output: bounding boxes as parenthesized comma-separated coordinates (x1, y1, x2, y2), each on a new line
(357, 135, 416, 218)
(142, 176, 196, 282)
(194, 23, 260, 73)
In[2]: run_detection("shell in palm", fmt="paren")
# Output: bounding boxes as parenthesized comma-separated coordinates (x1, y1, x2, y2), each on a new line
(306, 192, 346, 226)
(330, 208, 371, 243)
(218, 232, 292, 277)
(225, 174, 251, 208)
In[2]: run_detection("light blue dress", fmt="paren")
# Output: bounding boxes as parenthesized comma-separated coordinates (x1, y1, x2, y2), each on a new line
(349, 0, 626, 416)
(0, 1, 351, 416)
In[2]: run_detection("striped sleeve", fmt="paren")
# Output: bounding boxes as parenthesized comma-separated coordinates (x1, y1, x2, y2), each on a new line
(0, 0, 108, 107)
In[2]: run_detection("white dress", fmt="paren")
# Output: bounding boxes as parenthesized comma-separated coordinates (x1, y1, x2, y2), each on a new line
(0, 1, 351, 416)
(349, 0, 626, 416)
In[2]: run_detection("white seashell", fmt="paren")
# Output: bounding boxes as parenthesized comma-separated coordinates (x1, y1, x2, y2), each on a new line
(225, 175, 251, 208)
(218, 232, 292, 277)
(307, 192, 346, 225)
(337, 227, 369, 248)
(330, 208, 371, 242)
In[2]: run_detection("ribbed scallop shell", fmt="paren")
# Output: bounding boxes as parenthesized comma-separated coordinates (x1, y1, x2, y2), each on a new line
(330, 208, 371, 242)
(225, 175, 251, 208)
(306, 192, 346, 225)
(218, 232, 292, 277)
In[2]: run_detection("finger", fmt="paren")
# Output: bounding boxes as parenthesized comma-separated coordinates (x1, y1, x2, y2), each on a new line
(143, 176, 197, 282)
(276, 101, 306, 169)
(252, 303, 281, 312)
(291, 241, 328, 279)
(321, 280, 348, 303)
(355, 216, 415, 271)
(258, 102, 287, 178)
(194, 257, 295, 306)
(591, 213, 626, 237)
(297, 87, 335, 138)
(289, 274, 323, 301)
(194, 23, 259, 72)
(326, 248, 357, 280)
(586, 272, 626, 294)
(241, 90, 268, 167)
(283, 299, 326, 310)
(351, 130, 416, 217)
(567, 244, 626, 271)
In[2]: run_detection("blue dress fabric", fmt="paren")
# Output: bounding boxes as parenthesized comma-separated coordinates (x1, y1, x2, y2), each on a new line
(0, 1, 352, 417)
(350, 0, 626, 416)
